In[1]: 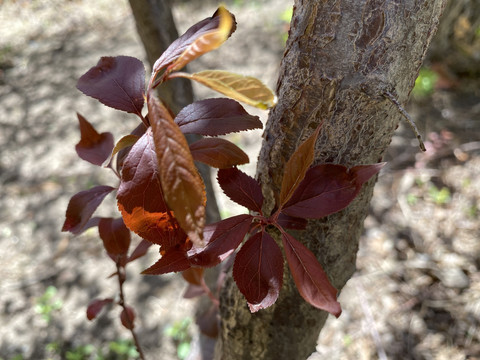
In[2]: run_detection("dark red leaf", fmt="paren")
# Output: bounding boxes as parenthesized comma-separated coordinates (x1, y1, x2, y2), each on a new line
(350, 163, 386, 185)
(281, 163, 383, 219)
(275, 213, 308, 230)
(98, 217, 131, 258)
(142, 248, 191, 275)
(120, 306, 135, 329)
(127, 239, 152, 263)
(62, 186, 115, 234)
(281, 231, 341, 317)
(233, 231, 284, 312)
(86, 298, 113, 320)
(197, 305, 219, 338)
(153, 7, 236, 74)
(188, 214, 252, 267)
(175, 98, 262, 136)
(217, 167, 263, 213)
(75, 113, 114, 166)
(148, 92, 206, 246)
(182, 267, 205, 286)
(77, 56, 145, 116)
(190, 138, 249, 168)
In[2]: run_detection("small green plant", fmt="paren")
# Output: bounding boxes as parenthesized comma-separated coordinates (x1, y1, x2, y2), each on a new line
(406, 193, 418, 206)
(34, 285, 63, 323)
(412, 67, 438, 98)
(108, 339, 140, 359)
(164, 318, 192, 360)
(428, 185, 451, 205)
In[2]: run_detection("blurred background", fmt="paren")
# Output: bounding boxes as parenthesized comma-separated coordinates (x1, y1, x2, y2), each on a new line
(0, 0, 479, 359)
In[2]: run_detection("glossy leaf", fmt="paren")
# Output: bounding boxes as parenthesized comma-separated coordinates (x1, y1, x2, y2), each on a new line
(281, 163, 384, 219)
(98, 217, 131, 257)
(77, 56, 145, 116)
(279, 126, 320, 206)
(120, 306, 135, 330)
(153, 6, 236, 74)
(175, 70, 276, 109)
(233, 231, 284, 312)
(75, 113, 114, 166)
(127, 239, 152, 263)
(190, 138, 249, 168)
(217, 167, 263, 213)
(62, 185, 115, 234)
(281, 231, 341, 317)
(86, 298, 113, 320)
(182, 267, 205, 286)
(142, 248, 191, 275)
(188, 214, 252, 267)
(175, 98, 262, 136)
(148, 92, 206, 246)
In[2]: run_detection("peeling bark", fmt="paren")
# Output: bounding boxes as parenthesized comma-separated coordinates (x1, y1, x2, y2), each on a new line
(216, 1, 447, 359)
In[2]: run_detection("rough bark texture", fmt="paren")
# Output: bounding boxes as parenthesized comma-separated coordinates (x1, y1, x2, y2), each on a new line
(216, 1, 447, 359)
(128, 0, 220, 225)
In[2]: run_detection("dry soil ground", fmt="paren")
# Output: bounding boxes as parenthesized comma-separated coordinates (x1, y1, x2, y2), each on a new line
(0, 1, 479, 359)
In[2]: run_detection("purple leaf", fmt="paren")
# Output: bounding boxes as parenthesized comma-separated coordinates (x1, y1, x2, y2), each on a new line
(190, 138, 249, 168)
(75, 113, 114, 166)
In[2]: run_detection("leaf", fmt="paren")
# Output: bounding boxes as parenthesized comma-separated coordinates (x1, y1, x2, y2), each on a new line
(217, 168, 263, 213)
(148, 92, 206, 246)
(188, 214, 252, 267)
(197, 305, 219, 338)
(153, 6, 236, 74)
(175, 98, 262, 136)
(127, 239, 152, 263)
(190, 138, 249, 169)
(120, 306, 135, 330)
(104, 134, 139, 168)
(75, 113, 114, 166)
(98, 217, 131, 258)
(62, 185, 115, 234)
(142, 248, 191, 275)
(350, 163, 386, 185)
(279, 126, 321, 206)
(275, 213, 308, 230)
(182, 267, 205, 286)
(86, 298, 113, 320)
(116, 123, 147, 172)
(77, 56, 145, 116)
(233, 231, 284, 312)
(175, 70, 276, 109)
(281, 163, 383, 219)
(281, 231, 341, 317)
(183, 284, 205, 299)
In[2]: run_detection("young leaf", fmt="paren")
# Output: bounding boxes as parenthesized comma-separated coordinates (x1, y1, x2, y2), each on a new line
(281, 231, 341, 317)
(188, 214, 253, 267)
(75, 113, 114, 166)
(127, 239, 152, 263)
(142, 248, 191, 275)
(281, 163, 383, 219)
(279, 126, 321, 206)
(233, 231, 284, 312)
(173, 70, 276, 110)
(86, 298, 113, 320)
(98, 217, 131, 257)
(217, 167, 263, 213)
(103, 134, 139, 168)
(190, 138, 249, 169)
(182, 267, 205, 286)
(62, 185, 115, 234)
(175, 98, 262, 136)
(148, 92, 206, 246)
(116, 123, 147, 171)
(77, 56, 145, 117)
(153, 6, 236, 75)
(120, 306, 136, 330)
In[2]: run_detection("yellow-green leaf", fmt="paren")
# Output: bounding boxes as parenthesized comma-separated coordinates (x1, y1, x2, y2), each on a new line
(176, 70, 276, 110)
(103, 134, 139, 167)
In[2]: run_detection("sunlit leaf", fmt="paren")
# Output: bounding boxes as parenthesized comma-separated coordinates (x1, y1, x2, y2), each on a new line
(153, 6, 236, 75)
(62, 185, 115, 234)
(281, 231, 341, 317)
(142, 248, 191, 275)
(233, 231, 284, 312)
(174, 70, 276, 109)
(190, 138, 249, 168)
(217, 167, 263, 213)
(148, 92, 206, 246)
(75, 113, 114, 166)
(77, 56, 145, 116)
(98, 217, 131, 258)
(182, 267, 205, 286)
(281, 163, 384, 219)
(104, 134, 139, 168)
(188, 214, 252, 267)
(86, 298, 113, 320)
(279, 126, 320, 207)
(175, 98, 262, 136)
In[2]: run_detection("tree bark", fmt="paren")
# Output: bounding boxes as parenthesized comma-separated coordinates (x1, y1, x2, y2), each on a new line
(216, 1, 447, 359)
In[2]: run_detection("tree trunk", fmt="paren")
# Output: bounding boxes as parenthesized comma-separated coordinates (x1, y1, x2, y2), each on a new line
(216, 1, 447, 359)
